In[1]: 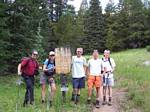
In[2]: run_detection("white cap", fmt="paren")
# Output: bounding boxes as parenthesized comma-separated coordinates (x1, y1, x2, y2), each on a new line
(104, 50, 110, 54)
(32, 50, 38, 55)
(49, 51, 55, 56)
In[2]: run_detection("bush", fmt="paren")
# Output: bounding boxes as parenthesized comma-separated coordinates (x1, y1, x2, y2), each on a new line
(146, 45, 150, 52)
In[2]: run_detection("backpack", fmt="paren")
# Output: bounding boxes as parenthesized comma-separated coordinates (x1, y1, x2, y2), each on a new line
(44, 59, 55, 76)
(20, 57, 31, 72)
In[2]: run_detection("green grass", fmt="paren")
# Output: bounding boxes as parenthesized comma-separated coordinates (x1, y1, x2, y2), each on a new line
(0, 75, 92, 112)
(112, 49, 150, 112)
(0, 48, 150, 112)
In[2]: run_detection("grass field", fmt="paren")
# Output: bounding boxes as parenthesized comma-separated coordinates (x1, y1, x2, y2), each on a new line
(0, 48, 150, 112)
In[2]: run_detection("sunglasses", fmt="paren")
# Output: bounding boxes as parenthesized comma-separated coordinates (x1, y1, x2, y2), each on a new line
(33, 54, 38, 56)
(49, 55, 55, 56)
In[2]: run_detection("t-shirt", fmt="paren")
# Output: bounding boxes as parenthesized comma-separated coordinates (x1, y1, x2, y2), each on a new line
(88, 58, 103, 76)
(102, 57, 116, 78)
(72, 56, 86, 78)
(44, 59, 55, 72)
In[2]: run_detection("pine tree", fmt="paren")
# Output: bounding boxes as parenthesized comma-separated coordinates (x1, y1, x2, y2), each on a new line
(0, 1, 11, 74)
(105, 0, 129, 51)
(5, 0, 50, 72)
(83, 0, 105, 53)
(124, 0, 146, 48)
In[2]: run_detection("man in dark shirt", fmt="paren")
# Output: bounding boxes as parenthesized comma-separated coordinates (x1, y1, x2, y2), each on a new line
(18, 50, 39, 106)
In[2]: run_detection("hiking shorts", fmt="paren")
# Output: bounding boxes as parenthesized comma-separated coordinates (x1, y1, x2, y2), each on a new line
(88, 75, 102, 89)
(40, 73, 55, 85)
(72, 77, 85, 89)
(103, 77, 114, 87)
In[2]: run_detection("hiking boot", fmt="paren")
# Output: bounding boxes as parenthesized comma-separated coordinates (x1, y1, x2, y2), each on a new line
(30, 101, 34, 105)
(71, 94, 75, 101)
(23, 100, 28, 107)
(108, 101, 112, 106)
(95, 100, 100, 108)
(108, 97, 112, 106)
(87, 99, 91, 104)
(75, 94, 80, 105)
(102, 100, 107, 105)
(102, 96, 107, 105)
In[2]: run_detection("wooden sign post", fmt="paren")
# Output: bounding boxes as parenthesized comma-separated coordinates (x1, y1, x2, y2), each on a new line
(55, 47, 72, 102)
(55, 47, 72, 74)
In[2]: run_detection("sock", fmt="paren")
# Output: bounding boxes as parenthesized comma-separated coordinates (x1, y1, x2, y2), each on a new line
(103, 96, 106, 101)
(109, 97, 112, 102)
(71, 93, 75, 100)
(88, 97, 91, 100)
(76, 94, 80, 102)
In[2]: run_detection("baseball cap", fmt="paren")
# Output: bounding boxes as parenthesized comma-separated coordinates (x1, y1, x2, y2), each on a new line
(32, 50, 38, 55)
(104, 50, 110, 54)
(49, 51, 55, 56)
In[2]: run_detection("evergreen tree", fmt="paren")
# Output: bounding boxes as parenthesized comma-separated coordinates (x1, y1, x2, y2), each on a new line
(83, 0, 105, 53)
(124, 0, 146, 48)
(105, 0, 129, 51)
(5, 0, 49, 72)
(0, 1, 11, 74)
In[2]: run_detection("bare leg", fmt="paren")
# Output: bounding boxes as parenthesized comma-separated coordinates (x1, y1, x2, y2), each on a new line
(108, 86, 112, 105)
(108, 86, 112, 98)
(96, 87, 100, 100)
(102, 86, 107, 105)
(50, 83, 56, 101)
(41, 84, 46, 101)
(88, 87, 92, 99)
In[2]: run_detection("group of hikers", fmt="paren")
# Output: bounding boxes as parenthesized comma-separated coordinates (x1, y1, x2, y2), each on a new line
(17, 48, 116, 109)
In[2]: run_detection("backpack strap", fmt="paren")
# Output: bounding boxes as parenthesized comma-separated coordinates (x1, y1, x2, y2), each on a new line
(47, 59, 50, 67)
(46, 59, 55, 67)
(108, 57, 113, 69)
(102, 57, 113, 69)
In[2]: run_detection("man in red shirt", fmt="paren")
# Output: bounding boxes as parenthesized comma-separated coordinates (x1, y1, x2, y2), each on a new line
(18, 50, 39, 106)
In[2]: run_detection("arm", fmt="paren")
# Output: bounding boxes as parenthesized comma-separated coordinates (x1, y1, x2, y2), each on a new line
(18, 63, 22, 75)
(84, 65, 87, 76)
(83, 57, 87, 76)
(110, 58, 116, 72)
(86, 66, 90, 76)
(43, 64, 49, 72)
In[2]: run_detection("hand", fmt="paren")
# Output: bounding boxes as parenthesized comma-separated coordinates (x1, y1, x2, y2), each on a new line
(18, 71, 22, 75)
(53, 66, 56, 70)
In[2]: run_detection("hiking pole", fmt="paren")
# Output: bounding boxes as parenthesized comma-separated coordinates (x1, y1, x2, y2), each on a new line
(15, 77, 23, 112)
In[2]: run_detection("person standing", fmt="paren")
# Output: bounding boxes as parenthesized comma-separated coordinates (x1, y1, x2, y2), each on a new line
(87, 50, 103, 108)
(102, 50, 116, 106)
(40, 51, 56, 106)
(18, 50, 39, 106)
(71, 48, 87, 104)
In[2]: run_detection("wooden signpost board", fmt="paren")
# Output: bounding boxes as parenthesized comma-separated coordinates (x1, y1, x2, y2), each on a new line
(55, 47, 72, 74)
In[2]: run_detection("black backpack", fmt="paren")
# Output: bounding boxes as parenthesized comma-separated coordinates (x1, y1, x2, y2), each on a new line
(44, 59, 55, 76)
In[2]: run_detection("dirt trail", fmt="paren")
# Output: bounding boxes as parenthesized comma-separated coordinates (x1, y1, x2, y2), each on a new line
(93, 88, 128, 112)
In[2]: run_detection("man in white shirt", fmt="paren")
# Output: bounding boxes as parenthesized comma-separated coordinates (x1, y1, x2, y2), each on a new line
(102, 50, 116, 106)
(71, 48, 87, 104)
(87, 50, 103, 108)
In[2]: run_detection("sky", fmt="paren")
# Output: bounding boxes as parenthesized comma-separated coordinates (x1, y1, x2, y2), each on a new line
(68, 0, 119, 12)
